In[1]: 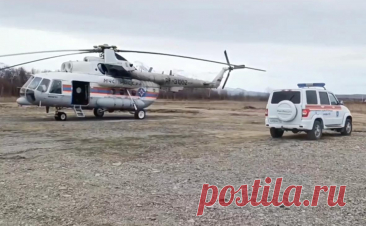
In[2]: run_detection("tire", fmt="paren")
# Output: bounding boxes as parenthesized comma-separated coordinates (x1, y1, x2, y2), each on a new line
(58, 112, 67, 121)
(93, 108, 104, 118)
(276, 100, 297, 122)
(307, 120, 322, 140)
(341, 118, 352, 136)
(134, 110, 146, 119)
(270, 128, 284, 138)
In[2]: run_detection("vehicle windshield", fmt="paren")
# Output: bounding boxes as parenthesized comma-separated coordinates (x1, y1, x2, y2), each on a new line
(271, 91, 301, 104)
(22, 76, 34, 88)
(27, 77, 42, 90)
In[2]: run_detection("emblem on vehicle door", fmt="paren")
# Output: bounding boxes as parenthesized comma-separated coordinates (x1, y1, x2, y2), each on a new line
(336, 111, 339, 117)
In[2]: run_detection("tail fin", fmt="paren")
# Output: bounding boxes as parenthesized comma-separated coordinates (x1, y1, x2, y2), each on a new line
(212, 68, 229, 88)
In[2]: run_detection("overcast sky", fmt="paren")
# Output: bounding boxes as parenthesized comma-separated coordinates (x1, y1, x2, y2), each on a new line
(1, 0, 366, 94)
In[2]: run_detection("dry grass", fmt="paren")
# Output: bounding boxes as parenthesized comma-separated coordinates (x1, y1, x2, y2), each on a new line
(344, 101, 366, 114)
(0, 97, 17, 103)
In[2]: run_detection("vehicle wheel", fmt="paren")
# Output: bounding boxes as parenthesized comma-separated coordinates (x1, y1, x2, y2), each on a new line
(307, 120, 322, 140)
(58, 112, 67, 121)
(270, 128, 284, 138)
(93, 108, 104, 118)
(340, 118, 352, 136)
(134, 110, 146, 119)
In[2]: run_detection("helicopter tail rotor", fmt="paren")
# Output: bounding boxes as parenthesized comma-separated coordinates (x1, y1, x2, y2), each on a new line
(221, 50, 265, 89)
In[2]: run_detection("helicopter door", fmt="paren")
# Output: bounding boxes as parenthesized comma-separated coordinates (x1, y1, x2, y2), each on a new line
(71, 81, 90, 105)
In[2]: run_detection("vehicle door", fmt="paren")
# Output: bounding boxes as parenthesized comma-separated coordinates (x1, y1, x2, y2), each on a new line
(35, 78, 51, 106)
(328, 92, 343, 125)
(318, 91, 333, 126)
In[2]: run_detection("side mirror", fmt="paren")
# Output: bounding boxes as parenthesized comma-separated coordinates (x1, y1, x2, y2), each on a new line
(339, 100, 344, 105)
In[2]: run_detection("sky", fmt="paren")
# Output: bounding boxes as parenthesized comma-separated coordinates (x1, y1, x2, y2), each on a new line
(1, 0, 366, 94)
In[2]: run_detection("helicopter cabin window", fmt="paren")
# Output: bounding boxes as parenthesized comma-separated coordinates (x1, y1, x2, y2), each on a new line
(27, 77, 42, 90)
(131, 90, 136, 96)
(37, 79, 51, 92)
(49, 80, 62, 94)
(110, 89, 116, 95)
(119, 89, 125, 95)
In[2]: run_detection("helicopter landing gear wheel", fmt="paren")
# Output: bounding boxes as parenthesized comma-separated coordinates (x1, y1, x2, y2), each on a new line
(55, 112, 67, 121)
(134, 109, 146, 119)
(93, 108, 104, 118)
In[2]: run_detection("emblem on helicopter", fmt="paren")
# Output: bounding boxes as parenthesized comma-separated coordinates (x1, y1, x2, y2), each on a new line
(138, 88, 146, 97)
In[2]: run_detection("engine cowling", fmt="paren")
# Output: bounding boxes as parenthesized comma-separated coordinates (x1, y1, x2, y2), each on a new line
(60, 61, 102, 75)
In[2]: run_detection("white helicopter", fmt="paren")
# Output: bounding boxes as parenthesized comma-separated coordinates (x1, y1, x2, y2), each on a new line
(0, 44, 265, 121)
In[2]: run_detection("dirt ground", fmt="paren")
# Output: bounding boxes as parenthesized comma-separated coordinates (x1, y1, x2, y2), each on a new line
(1, 100, 366, 225)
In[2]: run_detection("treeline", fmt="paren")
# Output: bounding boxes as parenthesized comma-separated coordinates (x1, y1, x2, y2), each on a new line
(0, 67, 30, 96)
(0, 67, 269, 101)
(158, 88, 269, 101)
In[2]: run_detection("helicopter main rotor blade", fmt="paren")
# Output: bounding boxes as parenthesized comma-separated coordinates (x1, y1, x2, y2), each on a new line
(116, 50, 230, 66)
(0, 49, 97, 58)
(0, 52, 91, 71)
(243, 66, 266, 72)
(117, 50, 266, 71)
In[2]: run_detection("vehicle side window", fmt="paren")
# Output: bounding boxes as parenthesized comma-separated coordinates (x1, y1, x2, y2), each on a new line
(328, 93, 338, 105)
(306, 90, 318, 104)
(49, 80, 62, 94)
(37, 79, 51, 92)
(319, 92, 330, 105)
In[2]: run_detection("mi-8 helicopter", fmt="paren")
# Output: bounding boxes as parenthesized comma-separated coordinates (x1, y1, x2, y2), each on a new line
(0, 44, 265, 121)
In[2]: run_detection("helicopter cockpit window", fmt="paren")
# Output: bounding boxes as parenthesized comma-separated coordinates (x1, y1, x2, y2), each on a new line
(49, 80, 62, 94)
(115, 53, 127, 61)
(27, 77, 42, 90)
(36, 79, 51, 92)
(22, 76, 34, 88)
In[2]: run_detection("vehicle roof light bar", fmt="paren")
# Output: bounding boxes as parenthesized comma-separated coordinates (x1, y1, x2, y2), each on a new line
(297, 83, 326, 90)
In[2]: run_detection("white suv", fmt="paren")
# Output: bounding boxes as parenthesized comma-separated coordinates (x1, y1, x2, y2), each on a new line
(265, 83, 352, 140)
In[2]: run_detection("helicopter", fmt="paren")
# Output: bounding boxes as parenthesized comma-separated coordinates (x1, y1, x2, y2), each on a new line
(0, 44, 265, 121)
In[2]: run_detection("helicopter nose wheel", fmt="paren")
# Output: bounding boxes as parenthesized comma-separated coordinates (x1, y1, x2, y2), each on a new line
(55, 112, 67, 121)
(134, 109, 146, 119)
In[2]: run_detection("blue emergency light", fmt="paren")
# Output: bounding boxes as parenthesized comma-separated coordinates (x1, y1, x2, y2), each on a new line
(297, 83, 326, 89)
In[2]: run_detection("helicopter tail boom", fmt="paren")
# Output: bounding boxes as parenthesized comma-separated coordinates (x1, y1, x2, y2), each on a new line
(210, 67, 230, 88)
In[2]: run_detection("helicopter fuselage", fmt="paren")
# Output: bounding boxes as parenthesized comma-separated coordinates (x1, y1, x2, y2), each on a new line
(17, 72, 161, 112)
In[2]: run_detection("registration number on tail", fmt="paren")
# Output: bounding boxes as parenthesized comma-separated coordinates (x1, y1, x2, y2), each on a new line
(269, 118, 281, 124)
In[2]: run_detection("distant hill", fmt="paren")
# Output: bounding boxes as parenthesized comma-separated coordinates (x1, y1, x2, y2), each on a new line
(336, 94, 366, 101)
(221, 88, 366, 101)
(219, 87, 269, 97)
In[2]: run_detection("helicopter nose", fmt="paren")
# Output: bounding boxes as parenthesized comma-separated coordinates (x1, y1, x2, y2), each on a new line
(16, 97, 31, 106)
